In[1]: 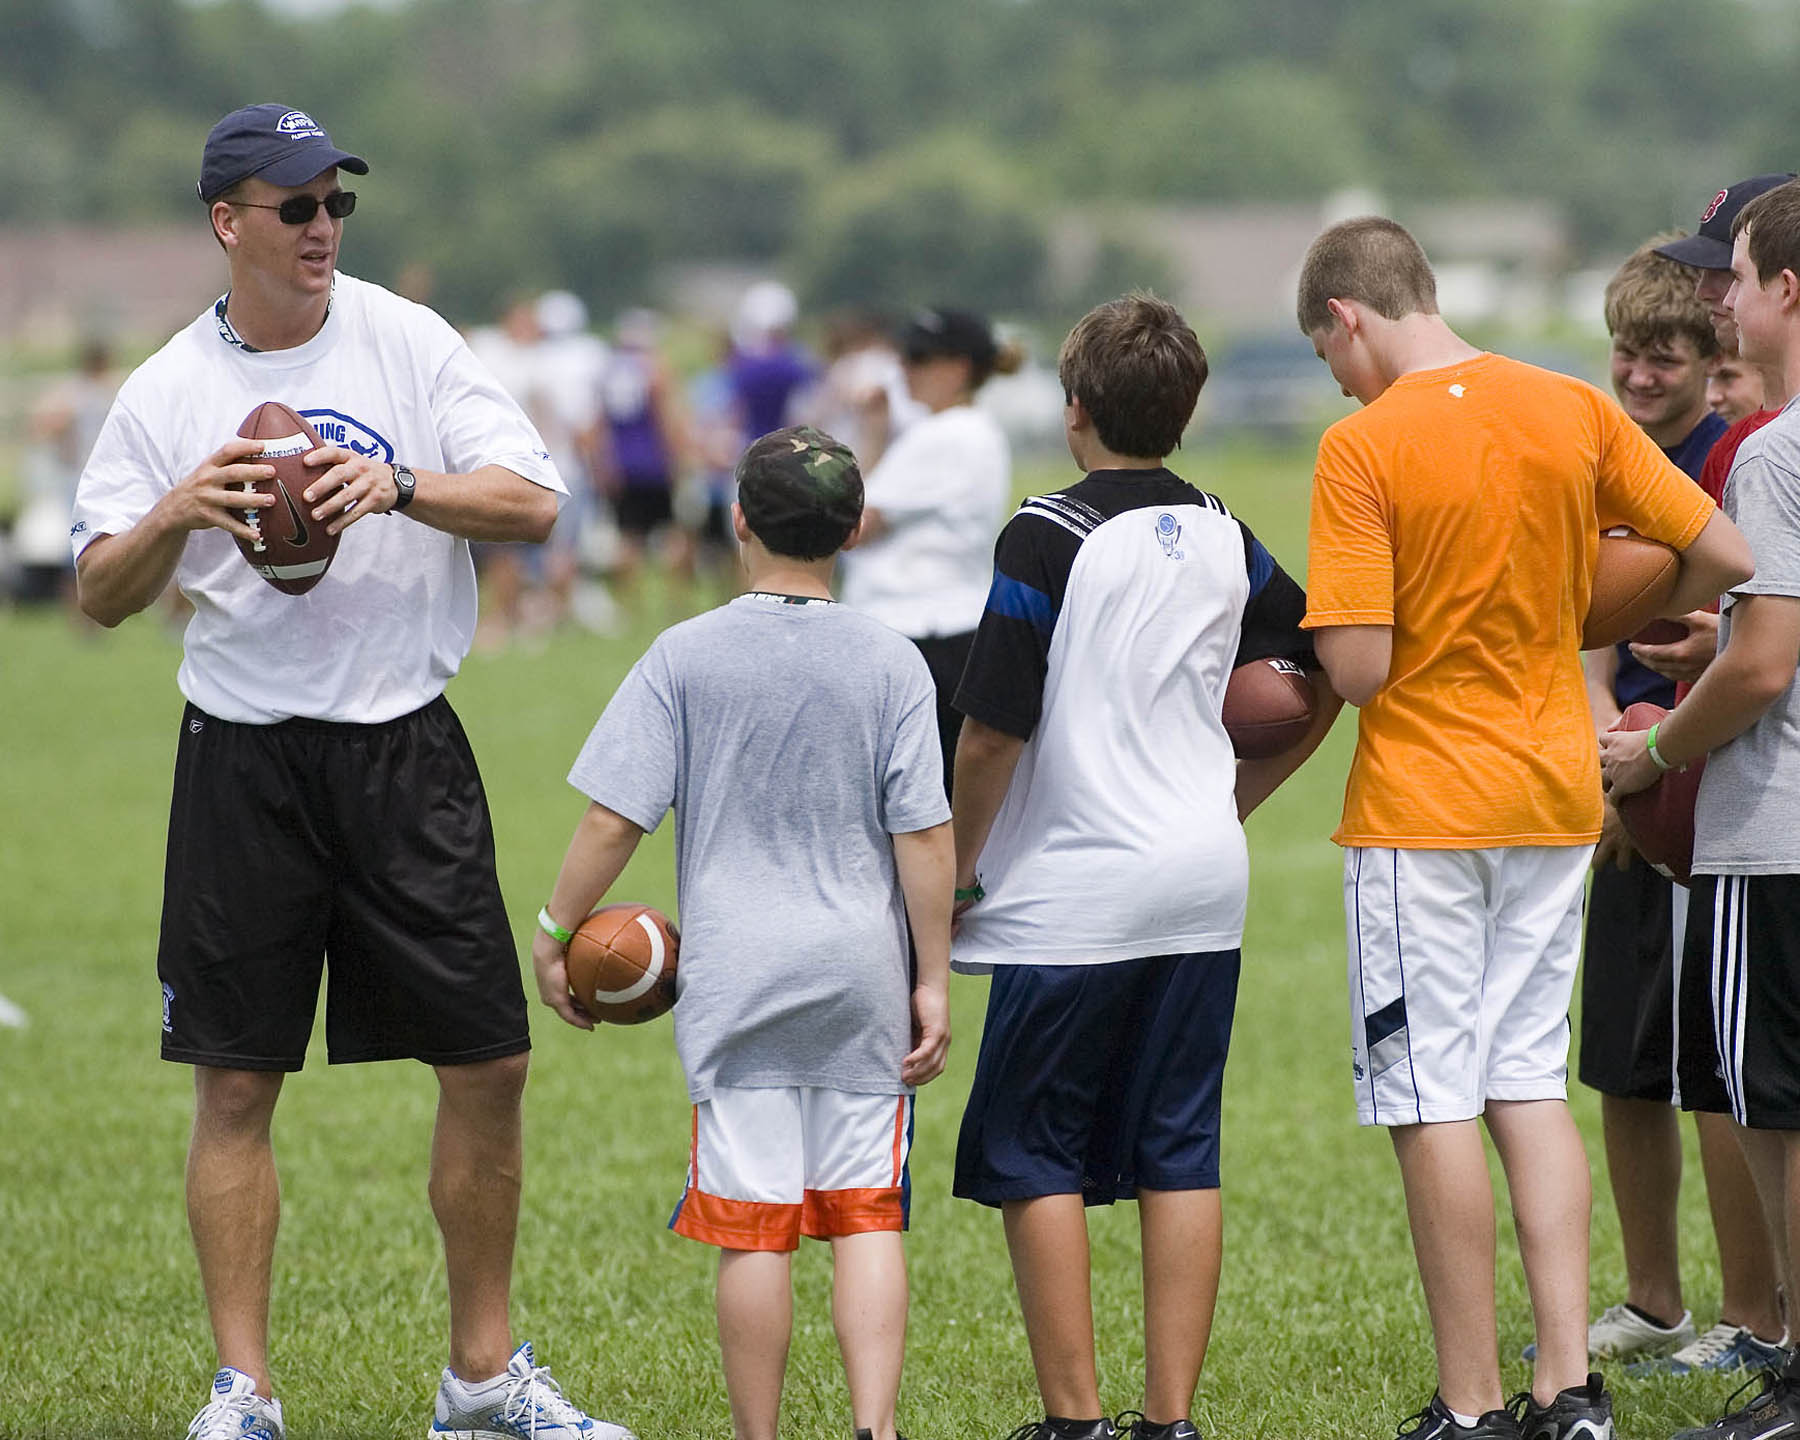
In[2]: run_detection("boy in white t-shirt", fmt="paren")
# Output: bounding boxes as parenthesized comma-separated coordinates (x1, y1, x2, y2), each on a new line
(949, 294, 1338, 1440)
(532, 427, 955, 1440)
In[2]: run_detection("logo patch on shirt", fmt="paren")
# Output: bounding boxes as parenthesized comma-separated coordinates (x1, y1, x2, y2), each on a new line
(299, 408, 394, 465)
(1155, 512, 1185, 560)
(162, 983, 176, 1034)
(1448, 384, 1466, 398)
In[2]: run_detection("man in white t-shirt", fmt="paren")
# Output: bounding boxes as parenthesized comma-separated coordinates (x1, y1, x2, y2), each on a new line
(71, 104, 628, 1440)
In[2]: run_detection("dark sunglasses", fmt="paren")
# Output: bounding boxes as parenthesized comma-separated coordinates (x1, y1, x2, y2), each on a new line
(232, 191, 357, 225)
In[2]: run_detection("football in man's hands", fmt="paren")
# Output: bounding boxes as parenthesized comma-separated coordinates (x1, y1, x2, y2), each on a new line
(566, 903, 681, 1025)
(233, 401, 337, 595)
(1584, 527, 1679, 650)
(1222, 656, 1316, 759)
(1613, 701, 1703, 886)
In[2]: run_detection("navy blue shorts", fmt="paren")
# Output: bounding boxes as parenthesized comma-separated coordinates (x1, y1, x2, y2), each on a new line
(953, 950, 1240, 1206)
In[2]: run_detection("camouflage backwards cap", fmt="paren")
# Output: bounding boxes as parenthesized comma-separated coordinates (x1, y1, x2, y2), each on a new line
(735, 425, 864, 558)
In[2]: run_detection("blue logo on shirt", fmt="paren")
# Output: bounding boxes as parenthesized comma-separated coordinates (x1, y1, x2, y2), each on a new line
(1155, 512, 1184, 560)
(300, 409, 394, 464)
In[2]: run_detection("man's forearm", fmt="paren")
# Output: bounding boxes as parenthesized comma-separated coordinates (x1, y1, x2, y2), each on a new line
(76, 518, 188, 627)
(950, 717, 1026, 884)
(405, 464, 558, 544)
(1656, 633, 1785, 763)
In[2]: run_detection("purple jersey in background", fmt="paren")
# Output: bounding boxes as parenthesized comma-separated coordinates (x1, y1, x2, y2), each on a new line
(729, 343, 816, 440)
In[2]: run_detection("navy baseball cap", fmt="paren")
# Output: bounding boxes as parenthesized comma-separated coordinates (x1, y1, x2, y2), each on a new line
(1657, 174, 1796, 271)
(197, 104, 368, 202)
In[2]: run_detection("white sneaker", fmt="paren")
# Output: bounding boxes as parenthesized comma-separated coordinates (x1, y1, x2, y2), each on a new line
(1629, 1320, 1791, 1375)
(428, 1342, 635, 1440)
(1587, 1301, 1697, 1359)
(187, 1368, 284, 1440)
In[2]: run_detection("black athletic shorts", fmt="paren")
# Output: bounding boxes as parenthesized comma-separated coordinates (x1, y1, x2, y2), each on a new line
(156, 697, 530, 1071)
(615, 481, 674, 538)
(1578, 856, 1679, 1100)
(1680, 873, 1800, 1128)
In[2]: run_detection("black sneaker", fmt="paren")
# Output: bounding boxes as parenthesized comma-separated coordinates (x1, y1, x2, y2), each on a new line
(999, 1422, 1119, 1440)
(1112, 1413, 1202, 1440)
(1509, 1372, 1613, 1440)
(1671, 1355, 1800, 1439)
(1396, 1393, 1523, 1440)
(854, 1432, 912, 1440)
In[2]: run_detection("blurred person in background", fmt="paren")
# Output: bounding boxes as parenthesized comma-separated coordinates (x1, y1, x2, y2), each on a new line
(796, 308, 924, 469)
(840, 307, 1019, 796)
(684, 327, 750, 593)
(533, 289, 620, 634)
(596, 307, 691, 606)
(728, 280, 816, 441)
(17, 338, 116, 618)
(466, 295, 551, 647)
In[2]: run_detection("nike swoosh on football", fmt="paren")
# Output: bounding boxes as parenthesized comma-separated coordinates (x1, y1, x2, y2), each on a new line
(278, 483, 310, 547)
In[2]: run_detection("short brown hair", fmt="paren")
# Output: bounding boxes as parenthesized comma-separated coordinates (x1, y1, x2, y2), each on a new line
(1057, 292, 1206, 460)
(1296, 217, 1438, 336)
(1604, 235, 1719, 358)
(1733, 179, 1800, 286)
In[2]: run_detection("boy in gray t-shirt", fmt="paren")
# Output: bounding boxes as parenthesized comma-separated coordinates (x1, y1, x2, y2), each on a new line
(531, 427, 954, 1440)
(1602, 181, 1800, 1440)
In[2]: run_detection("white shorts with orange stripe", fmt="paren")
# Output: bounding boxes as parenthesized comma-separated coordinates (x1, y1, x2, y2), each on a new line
(669, 1086, 913, 1251)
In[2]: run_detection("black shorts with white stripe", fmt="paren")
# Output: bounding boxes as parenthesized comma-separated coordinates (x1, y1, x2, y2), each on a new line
(1681, 873, 1800, 1128)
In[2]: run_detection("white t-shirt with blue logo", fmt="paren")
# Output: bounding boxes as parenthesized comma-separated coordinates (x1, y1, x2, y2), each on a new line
(72, 273, 563, 724)
(950, 469, 1315, 968)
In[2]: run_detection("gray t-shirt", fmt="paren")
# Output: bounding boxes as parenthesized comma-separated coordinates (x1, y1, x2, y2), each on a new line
(1695, 396, 1800, 875)
(567, 593, 950, 1099)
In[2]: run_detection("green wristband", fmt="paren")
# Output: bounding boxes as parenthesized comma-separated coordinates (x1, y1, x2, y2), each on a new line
(1645, 721, 1674, 773)
(954, 878, 985, 904)
(537, 906, 574, 945)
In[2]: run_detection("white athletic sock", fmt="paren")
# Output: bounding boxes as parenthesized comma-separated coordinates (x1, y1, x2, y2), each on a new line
(1447, 1408, 1481, 1429)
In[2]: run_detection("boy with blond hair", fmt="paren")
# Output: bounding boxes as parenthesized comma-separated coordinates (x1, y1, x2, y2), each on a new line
(1298, 216, 1752, 1440)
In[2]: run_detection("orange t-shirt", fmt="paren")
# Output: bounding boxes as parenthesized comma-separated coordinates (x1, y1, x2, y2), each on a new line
(1303, 352, 1715, 848)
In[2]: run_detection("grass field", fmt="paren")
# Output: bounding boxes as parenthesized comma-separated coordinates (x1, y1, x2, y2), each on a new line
(0, 442, 1756, 1439)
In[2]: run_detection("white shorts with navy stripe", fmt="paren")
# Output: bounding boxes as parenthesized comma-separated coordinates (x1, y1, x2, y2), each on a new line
(1344, 845, 1593, 1126)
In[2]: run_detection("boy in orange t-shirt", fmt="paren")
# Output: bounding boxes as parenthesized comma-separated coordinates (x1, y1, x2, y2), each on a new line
(1297, 216, 1753, 1440)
